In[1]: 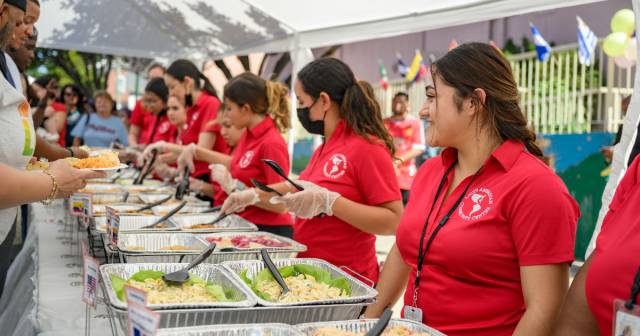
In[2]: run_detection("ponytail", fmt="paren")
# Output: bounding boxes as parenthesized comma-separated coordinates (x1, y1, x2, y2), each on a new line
(224, 72, 290, 133)
(341, 82, 395, 155)
(265, 81, 291, 133)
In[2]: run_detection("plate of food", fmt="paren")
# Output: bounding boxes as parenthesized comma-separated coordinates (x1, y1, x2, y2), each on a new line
(28, 150, 126, 172)
(101, 263, 256, 309)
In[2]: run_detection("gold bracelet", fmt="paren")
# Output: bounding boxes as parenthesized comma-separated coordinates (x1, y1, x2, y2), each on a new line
(41, 170, 59, 205)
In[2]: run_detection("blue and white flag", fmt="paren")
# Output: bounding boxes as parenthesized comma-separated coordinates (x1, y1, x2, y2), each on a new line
(530, 23, 551, 62)
(577, 16, 598, 65)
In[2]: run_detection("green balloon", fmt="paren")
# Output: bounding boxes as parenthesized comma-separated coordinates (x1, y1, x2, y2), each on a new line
(604, 32, 629, 56)
(611, 9, 635, 35)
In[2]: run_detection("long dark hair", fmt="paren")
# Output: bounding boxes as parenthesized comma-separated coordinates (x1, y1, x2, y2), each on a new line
(166, 59, 218, 99)
(433, 42, 548, 165)
(224, 72, 290, 133)
(297, 58, 394, 155)
(58, 83, 85, 113)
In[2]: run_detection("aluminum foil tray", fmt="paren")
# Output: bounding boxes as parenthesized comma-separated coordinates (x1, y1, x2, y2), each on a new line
(117, 233, 209, 253)
(92, 203, 152, 216)
(100, 263, 256, 310)
(171, 214, 258, 233)
(196, 232, 306, 263)
(157, 324, 303, 336)
(105, 302, 369, 332)
(221, 258, 377, 307)
(153, 204, 210, 216)
(93, 215, 178, 234)
(297, 318, 446, 336)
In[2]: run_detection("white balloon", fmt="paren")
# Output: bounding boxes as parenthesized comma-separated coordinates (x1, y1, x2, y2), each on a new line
(614, 55, 635, 68)
(624, 38, 638, 62)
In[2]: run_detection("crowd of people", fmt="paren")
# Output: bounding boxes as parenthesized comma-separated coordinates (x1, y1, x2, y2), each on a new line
(0, 0, 639, 335)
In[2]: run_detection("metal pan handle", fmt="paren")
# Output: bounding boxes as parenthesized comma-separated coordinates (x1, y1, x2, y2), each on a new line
(340, 265, 375, 288)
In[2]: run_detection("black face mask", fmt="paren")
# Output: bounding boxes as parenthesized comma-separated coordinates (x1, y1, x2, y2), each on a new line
(297, 100, 325, 135)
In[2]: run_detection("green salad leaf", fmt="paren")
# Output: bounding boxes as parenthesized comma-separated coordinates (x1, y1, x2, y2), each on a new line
(205, 284, 230, 302)
(129, 270, 164, 282)
(110, 274, 127, 301)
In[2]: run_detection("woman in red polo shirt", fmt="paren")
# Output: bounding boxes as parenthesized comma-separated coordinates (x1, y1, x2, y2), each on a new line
(364, 43, 579, 336)
(177, 72, 293, 237)
(138, 78, 175, 144)
(221, 59, 403, 282)
(554, 155, 640, 336)
(143, 59, 229, 203)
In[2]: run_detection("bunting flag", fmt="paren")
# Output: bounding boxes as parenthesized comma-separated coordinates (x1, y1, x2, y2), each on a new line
(378, 61, 389, 90)
(448, 39, 459, 51)
(577, 16, 598, 65)
(530, 23, 551, 62)
(395, 52, 408, 76)
(406, 50, 426, 82)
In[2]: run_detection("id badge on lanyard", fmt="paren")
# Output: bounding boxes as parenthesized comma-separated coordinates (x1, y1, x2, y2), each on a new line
(613, 267, 640, 335)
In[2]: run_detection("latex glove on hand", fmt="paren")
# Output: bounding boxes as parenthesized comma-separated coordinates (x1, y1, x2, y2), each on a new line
(177, 143, 196, 174)
(271, 180, 340, 219)
(220, 188, 259, 214)
(153, 163, 177, 181)
(209, 164, 245, 194)
(142, 141, 167, 161)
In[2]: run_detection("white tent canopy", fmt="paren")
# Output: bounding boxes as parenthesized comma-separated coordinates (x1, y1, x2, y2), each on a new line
(38, 0, 607, 60)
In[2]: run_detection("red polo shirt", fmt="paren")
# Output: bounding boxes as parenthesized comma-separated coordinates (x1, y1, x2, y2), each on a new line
(230, 116, 292, 227)
(295, 121, 401, 283)
(51, 102, 67, 146)
(586, 156, 640, 335)
(179, 92, 229, 177)
(178, 92, 228, 205)
(396, 140, 579, 336)
(147, 113, 176, 144)
(130, 100, 156, 145)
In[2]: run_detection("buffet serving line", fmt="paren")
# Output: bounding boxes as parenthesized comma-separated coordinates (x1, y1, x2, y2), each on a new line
(1, 164, 445, 336)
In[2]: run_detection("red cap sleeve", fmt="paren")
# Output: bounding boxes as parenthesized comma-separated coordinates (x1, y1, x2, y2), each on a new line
(260, 142, 290, 184)
(507, 173, 579, 266)
(354, 144, 401, 205)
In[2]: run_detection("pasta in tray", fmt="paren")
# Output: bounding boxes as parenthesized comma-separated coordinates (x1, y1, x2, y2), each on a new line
(110, 270, 232, 305)
(240, 264, 352, 303)
(256, 274, 347, 303)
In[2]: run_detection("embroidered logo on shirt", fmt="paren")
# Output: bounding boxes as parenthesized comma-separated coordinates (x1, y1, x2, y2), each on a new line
(323, 154, 347, 179)
(458, 187, 493, 221)
(158, 122, 170, 134)
(239, 150, 254, 168)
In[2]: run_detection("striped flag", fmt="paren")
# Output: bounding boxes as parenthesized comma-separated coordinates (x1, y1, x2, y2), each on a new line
(577, 16, 598, 65)
(530, 23, 551, 62)
(395, 52, 408, 76)
(378, 61, 389, 90)
(405, 50, 426, 82)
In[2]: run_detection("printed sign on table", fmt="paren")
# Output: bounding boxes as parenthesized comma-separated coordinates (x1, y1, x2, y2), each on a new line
(105, 206, 120, 246)
(82, 255, 99, 308)
(125, 286, 159, 336)
(70, 193, 92, 217)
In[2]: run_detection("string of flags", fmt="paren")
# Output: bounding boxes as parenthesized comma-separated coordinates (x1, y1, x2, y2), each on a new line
(377, 10, 637, 90)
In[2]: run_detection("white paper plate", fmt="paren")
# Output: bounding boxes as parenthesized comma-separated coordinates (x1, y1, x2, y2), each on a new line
(80, 163, 128, 172)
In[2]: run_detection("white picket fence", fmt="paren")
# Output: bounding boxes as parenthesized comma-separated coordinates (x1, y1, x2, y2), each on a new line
(374, 41, 634, 134)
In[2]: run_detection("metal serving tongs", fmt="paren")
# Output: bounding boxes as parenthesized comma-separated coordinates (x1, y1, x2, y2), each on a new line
(175, 166, 190, 200)
(133, 148, 158, 185)
(162, 243, 216, 285)
(261, 249, 289, 296)
(262, 159, 304, 191)
(139, 201, 187, 229)
(365, 308, 393, 336)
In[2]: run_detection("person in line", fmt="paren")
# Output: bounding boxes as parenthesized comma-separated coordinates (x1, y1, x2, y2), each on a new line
(143, 59, 228, 204)
(363, 43, 579, 336)
(71, 91, 128, 148)
(0, 0, 102, 296)
(221, 58, 403, 281)
(47, 83, 85, 147)
(128, 63, 166, 147)
(383, 91, 425, 205)
(554, 155, 640, 335)
(178, 72, 293, 237)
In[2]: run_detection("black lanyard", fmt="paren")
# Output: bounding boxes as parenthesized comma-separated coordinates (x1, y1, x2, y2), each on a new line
(625, 266, 640, 310)
(412, 161, 482, 306)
